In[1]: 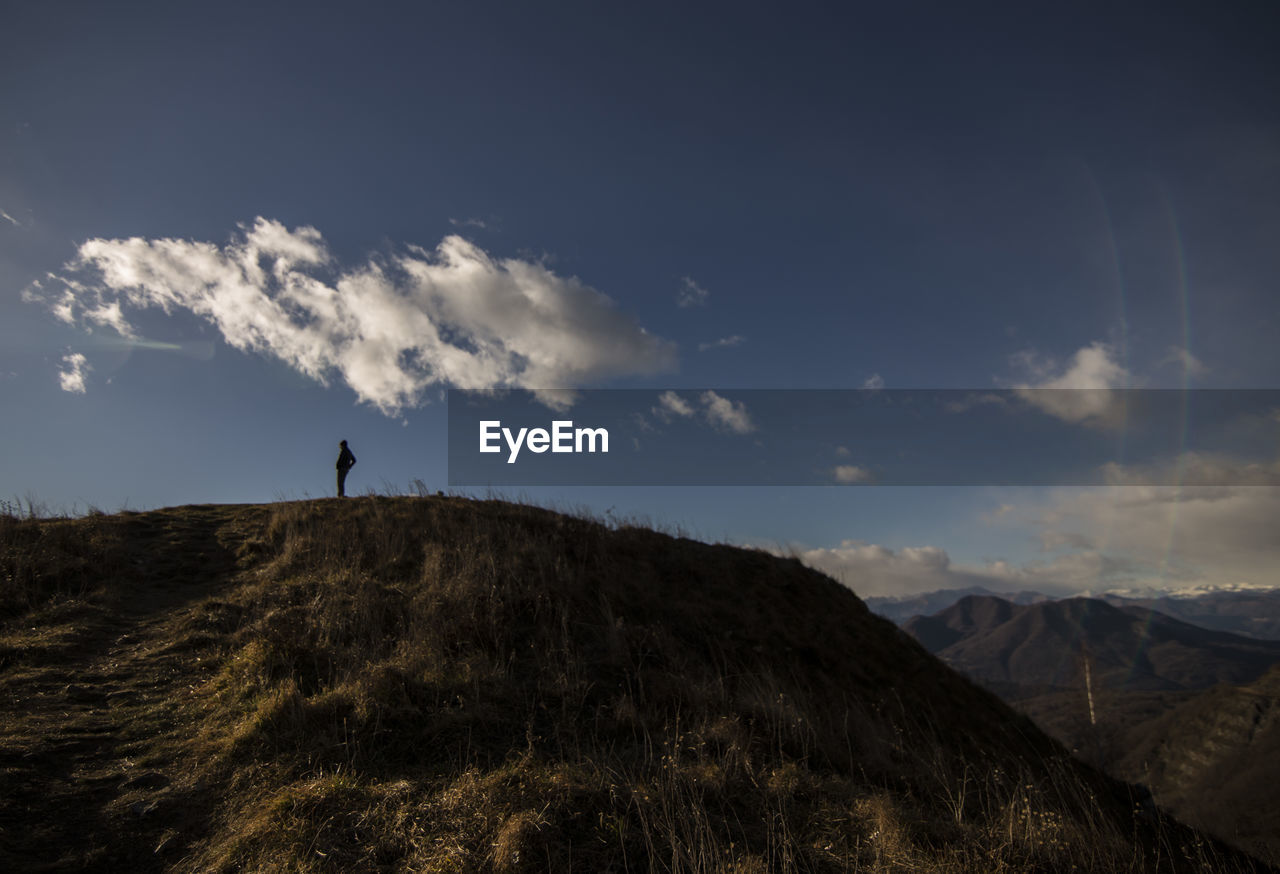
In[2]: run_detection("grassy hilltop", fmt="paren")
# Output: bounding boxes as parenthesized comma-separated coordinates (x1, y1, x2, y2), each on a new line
(0, 497, 1270, 872)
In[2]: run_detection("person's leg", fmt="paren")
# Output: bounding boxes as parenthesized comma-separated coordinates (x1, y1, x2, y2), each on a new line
(338, 468, 346, 497)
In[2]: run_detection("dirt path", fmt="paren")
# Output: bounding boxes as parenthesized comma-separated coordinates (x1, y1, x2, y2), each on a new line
(0, 505, 261, 872)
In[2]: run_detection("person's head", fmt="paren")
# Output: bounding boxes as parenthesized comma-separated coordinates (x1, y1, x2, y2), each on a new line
(340, 440, 348, 448)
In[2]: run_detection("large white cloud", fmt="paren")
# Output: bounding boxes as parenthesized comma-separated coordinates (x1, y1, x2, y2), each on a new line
(796, 478, 1280, 599)
(793, 542, 966, 597)
(33, 218, 677, 415)
(1028, 484, 1280, 591)
(790, 541, 1117, 598)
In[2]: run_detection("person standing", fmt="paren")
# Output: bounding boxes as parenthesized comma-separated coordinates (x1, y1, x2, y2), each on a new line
(336, 440, 357, 497)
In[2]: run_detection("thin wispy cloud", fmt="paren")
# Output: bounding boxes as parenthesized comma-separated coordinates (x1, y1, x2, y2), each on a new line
(862, 373, 884, 390)
(31, 218, 676, 415)
(58, 352, 90, 393)
(1161, 345, 1208, 378)
(697, 335, 744, 352)
(0, 207, 21, 227)
(676, 276, 710, 308)
(1102, 452, 1280, 486)
(448, 217, 489, 230)
(944, 392, 1007, 414)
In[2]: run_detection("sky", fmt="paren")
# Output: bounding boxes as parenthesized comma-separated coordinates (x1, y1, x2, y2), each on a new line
(2, 1, 1278, 598)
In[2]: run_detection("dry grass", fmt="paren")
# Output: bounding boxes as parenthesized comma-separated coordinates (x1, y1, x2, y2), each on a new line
(0, 496, 1270, 872)
(0, 507, 125, 618)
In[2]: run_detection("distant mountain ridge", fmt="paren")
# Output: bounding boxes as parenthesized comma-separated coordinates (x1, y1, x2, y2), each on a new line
(869, 585, 1280, 640)
(864, 586, 1049, 625)
(905, 594, 1280, 693)
(1100, 589, 1280, 640)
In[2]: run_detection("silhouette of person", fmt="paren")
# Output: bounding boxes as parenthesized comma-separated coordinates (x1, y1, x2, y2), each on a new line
(336, 440, 357, 497)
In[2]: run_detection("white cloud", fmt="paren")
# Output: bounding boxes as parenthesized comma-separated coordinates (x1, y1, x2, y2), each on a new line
(832, 464, 872, 483)
(0, 207, 20, 227)
(700, 390, 754, 434)
(698, 335, 745, 352)
(676, 276, 710, 308)
(835, 445, 851, 457)
(1009, 341, 1129, 424)
(448, 217, 489, 229)
(32, 218, 676, 415)
(862, 373, 884, 390)
(654, 390, 696, 421)
(651, 389, 755, 434)
(58, 352, 90, 393)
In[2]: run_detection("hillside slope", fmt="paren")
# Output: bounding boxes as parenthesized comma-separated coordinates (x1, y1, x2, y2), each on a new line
(1114, 664, 1280, 865)
(0, 499, 1269, 872)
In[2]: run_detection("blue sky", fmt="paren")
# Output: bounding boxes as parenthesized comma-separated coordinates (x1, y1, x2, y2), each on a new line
(2, 2, 1278, 597)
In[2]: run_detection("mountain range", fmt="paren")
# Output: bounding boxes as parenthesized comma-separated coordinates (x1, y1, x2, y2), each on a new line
(870, 585, 1280, 640)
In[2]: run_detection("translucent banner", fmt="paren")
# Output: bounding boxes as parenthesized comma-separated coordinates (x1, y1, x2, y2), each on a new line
(447, 389, 1280, 486)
